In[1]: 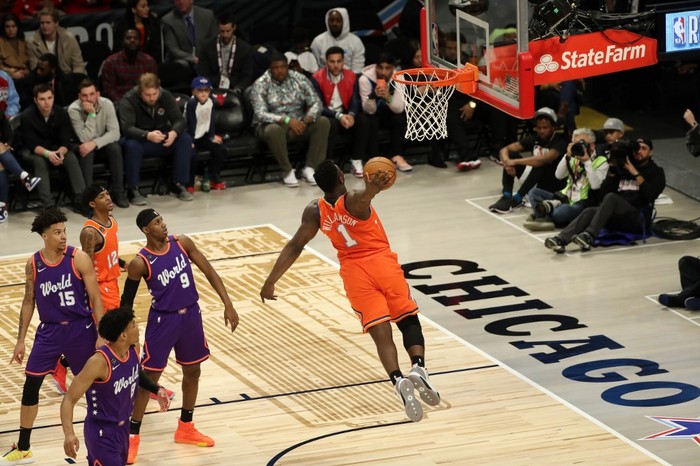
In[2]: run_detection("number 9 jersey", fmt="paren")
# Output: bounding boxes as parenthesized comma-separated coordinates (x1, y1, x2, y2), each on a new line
(136, 235, 199, 312)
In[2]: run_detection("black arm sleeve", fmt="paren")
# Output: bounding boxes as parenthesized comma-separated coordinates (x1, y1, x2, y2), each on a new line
(120, 278, 140, 308)
(118, 258, 126, 268)
(138, 369, 160, 394)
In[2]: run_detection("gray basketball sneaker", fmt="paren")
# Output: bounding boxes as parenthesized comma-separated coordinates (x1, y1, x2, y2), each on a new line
(408, 365, 441, 406)
(394, 377, 423, 422)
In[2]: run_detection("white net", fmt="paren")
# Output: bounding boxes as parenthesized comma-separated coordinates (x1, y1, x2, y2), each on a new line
(392, 69, 457, 141)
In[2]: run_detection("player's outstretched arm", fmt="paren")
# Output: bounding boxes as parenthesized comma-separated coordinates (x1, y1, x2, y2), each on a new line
(260, 202, 320, 303)
(179, 235, 239, 332)
(12, 257, 36, 365)
(60, 352, 109, 459)
(345, 170, 392, 219)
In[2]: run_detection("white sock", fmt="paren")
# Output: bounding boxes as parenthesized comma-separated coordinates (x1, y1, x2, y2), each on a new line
(20, 171, 28, 180)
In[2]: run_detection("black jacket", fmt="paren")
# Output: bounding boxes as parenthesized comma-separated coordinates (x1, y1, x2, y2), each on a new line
(199, 36, 253, 92)
(601, 158, 666, 222)
(20, 105, 74, 152)
(118, 87, 185, 140)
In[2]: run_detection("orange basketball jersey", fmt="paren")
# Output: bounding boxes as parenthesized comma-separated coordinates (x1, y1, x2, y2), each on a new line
(317, 195, 390, 262)
(83, 216, 120, 283)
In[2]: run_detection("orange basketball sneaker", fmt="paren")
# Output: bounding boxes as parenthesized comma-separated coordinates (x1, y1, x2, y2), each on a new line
(51, 360, 68, 394)
(174, 419, 214, 447)
(127, 434, 140, 464)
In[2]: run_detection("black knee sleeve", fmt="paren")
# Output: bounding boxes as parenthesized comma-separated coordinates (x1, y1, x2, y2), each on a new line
(396, 315, 424, 349)
(21, 375, 44, 406)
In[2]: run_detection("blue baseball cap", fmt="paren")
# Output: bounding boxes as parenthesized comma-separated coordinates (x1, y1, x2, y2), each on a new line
(191, 76, 212, 90)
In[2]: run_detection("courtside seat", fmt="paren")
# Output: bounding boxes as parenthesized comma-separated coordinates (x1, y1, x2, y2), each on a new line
(207, 88, 258, 182)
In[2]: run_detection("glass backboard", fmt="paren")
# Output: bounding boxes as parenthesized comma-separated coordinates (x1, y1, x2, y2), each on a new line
(423, 0, 535, 118)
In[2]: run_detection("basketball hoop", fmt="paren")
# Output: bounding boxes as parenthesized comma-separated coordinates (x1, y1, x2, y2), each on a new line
(391, 64, 478, 141)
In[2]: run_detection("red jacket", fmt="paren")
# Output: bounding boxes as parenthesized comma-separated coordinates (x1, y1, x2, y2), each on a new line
(312, 68, 356, 113)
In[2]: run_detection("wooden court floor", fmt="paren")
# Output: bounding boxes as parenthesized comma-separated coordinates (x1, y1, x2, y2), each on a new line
(0, 227, 663, 465)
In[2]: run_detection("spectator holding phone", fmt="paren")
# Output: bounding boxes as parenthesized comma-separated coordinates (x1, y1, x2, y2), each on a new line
(118, 72, 194, 205)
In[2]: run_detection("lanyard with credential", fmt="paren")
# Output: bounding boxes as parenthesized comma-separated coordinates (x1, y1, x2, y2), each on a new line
(216, 38, 236, 77)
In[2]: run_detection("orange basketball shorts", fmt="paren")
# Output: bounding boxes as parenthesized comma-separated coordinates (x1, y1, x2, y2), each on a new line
(339, 251, 419, 333)
(99, 278, 121, 312)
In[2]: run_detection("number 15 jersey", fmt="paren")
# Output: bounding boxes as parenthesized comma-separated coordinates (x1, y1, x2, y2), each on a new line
(317, 195, 391, 263)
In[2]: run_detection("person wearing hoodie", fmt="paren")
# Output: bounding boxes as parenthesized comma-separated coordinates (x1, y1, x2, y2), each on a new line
(310, 8, 365, 74)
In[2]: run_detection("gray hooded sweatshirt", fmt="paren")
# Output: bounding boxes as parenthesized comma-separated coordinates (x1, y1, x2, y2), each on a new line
(310, 7, 366, 73)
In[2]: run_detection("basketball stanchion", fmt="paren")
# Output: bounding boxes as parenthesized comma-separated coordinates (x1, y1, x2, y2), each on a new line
(391, 64, 478, 141)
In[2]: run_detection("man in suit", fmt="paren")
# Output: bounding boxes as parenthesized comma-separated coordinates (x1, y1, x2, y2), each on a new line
(161, 0, 217, 76)
(199, 13, 253, 94)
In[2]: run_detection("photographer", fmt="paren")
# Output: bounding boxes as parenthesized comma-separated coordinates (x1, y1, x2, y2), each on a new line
(544, 137, 665, 253)
(525, 128, 608, 231)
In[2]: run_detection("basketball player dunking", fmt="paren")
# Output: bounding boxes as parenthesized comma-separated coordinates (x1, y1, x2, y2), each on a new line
(120, 209, 239, 464)
(61, 307, 171, 466)
(2, 208, 104, 465)
(260, 160, 440, 422)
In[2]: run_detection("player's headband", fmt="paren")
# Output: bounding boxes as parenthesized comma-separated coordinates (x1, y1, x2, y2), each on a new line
(136, 208, 160, 230)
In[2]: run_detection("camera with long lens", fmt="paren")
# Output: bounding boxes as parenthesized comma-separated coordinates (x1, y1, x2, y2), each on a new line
(570, 139, 588, 157)
(607, 139, 640, 174)
(535, 191, 569, 215)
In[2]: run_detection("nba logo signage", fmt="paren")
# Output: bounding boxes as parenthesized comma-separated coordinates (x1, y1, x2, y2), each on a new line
(667, 10, 700, 51)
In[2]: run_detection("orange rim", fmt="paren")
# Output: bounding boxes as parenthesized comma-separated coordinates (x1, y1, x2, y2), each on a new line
(391, 67, 459, 87)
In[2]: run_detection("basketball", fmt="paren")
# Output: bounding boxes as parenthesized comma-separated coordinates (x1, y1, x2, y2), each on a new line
(363, 157, 397, 190)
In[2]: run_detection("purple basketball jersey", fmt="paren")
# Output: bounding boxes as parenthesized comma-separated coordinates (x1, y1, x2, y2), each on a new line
(33, 246, 92, 322)
(138, 235, 199, 312)
(87, 345, 140, 424)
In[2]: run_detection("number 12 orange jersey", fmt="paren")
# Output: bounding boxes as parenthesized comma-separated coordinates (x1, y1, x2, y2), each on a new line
(317, 195, 391, 262)
(83, 216, 120, 282)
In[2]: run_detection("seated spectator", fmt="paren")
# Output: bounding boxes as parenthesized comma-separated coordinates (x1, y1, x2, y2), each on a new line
(358, 52, 412, 172)
(184, 76, 227, 191)
(524, 128, 608, 231)
(21, 52, 75, 107)
(0, 68, 19, 117)
(118, 72, 194, 204)
(250, 51, 330, 187)
(310, 8, 365, 73)
(113, 0, 164, 62)
(22, 83, 86, 213)
(67, 78, 128, 208)
(199, 13, 252, 94)
(0, 12, 29, 80)
(99, 29, 157, 103)
(683, 109, 700, 157)
(659, 256, 700, 310)
(161, 0, 217, 77)
(489, 107, 568, 213)
(285, 26, 319, 75)
(0, 109, 40, 223)
(544, 138, 666, 253)
(311, 46, 369, 178)
(27, 8, 86, 75)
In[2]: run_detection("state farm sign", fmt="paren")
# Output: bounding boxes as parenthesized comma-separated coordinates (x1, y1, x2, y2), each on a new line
(529, 29, 657, 85)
